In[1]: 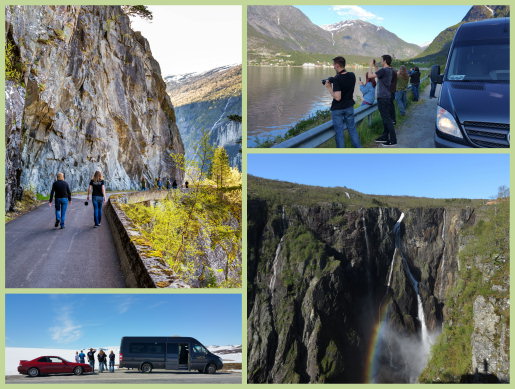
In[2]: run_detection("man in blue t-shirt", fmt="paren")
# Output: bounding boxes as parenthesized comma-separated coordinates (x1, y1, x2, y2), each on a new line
(368, 54, 397, 146)
(79, 350, 86, 364)
(324, 56, 361, 148)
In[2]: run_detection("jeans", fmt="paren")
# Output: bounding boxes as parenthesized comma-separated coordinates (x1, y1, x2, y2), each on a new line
(55, 198, 69, 227)
(89, 360, 95, 371)
(411, 84, 420, 101)
(331, 107, 361, 148)
(390, 92, 396, 124)
(430, 81, 437, 98)
(395, 90, 407, 116)
(377, 97, 396, 143)
(92, 196, 103, 225)
(109, 360, 115, 372)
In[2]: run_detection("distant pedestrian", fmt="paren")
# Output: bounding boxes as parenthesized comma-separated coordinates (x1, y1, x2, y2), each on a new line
(184, 181, 189, 189)
(49, 172, 72, 229)
(98, 350, 107, 373)
(395, 65, 410, 116)
(141, 177, 147, 191)
(166, 178, 171, 190)
(172, 180, 178, 189)
(359, 73, 376, 106)
(324, 56, 361, 148)
(389, 65, 398, 125)
(157, 177, 163, 190)
(75, 351, 80, 363)
(79, 350, 86, 364)
(87, 170, 106, 228)
(369, 55, 397, 146)
(87, 348, 96, 372)
(109, 351, 116, 373)
(409, 67, 421, 101)
(429, 64, 440, 98)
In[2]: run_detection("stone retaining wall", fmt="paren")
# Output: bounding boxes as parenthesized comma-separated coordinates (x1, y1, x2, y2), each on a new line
(105, 190, 190, 288)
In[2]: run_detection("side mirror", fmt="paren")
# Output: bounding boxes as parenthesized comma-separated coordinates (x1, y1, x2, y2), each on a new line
(437, 74, 444, 84)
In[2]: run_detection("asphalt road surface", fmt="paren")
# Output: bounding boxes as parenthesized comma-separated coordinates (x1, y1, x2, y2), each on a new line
(6, 195, 126, 288)
(391, 83, 442, 148)
(6, 370, 242, 384)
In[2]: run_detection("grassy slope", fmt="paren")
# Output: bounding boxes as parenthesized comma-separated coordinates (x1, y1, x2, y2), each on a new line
(248, 175, 484, 209)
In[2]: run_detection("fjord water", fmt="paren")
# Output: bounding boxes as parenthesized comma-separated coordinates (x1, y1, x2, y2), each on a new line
(248, 66, 363, 146)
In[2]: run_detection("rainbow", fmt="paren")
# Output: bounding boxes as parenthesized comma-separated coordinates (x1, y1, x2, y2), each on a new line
(364, 292, 392, 383)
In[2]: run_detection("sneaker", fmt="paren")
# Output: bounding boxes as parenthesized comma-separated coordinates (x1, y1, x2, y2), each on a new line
(383, 141, 398, 147)
(94, 225, 98, 228)
(60, 225, 65, 229)
(55, 220, 60, 228)
(375, 136, 388, 143)
(392, 121, 397, 125)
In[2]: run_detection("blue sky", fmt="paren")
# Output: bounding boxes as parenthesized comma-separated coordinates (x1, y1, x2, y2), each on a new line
(248, 154, 509, 199)
(6, 294, 242, 348)
(295, 5, 472, 46)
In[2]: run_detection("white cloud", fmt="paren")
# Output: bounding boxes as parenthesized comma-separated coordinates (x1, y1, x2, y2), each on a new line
(331, 6, 384, 22)
(113, 295, 137, 314)
(49, 306, 82, 344)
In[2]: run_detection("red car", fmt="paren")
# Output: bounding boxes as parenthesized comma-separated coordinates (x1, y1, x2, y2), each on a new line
(18, 356, 92, 377)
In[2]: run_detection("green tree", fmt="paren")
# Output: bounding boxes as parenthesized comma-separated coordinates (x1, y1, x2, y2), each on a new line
(122, 5, 153, 20)
(210, 147, 231, 189)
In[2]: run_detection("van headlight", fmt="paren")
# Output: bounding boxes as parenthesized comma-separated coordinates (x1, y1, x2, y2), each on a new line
(436, 106, 463, 139)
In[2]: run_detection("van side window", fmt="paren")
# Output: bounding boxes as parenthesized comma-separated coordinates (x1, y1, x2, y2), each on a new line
(192, 345, 208, 354)
(129, 342, 165, 354)
(167, 343, 179, 354)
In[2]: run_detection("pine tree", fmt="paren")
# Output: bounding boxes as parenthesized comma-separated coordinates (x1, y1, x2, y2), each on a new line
(210, 147, 231, 189)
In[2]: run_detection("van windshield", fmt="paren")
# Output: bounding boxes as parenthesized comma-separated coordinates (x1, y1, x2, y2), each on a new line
(446, 40, 509, 82)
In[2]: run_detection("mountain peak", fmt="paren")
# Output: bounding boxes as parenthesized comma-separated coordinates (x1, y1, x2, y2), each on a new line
(321, 19, 380, 32)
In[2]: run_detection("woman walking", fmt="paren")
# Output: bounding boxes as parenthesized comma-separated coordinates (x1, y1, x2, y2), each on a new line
(49, 172, 72, 229)
(395, 65, 410, 116)
(87, 171, 106, 227)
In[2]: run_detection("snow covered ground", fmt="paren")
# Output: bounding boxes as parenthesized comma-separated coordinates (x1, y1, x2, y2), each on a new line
(5, 346, 241, 375)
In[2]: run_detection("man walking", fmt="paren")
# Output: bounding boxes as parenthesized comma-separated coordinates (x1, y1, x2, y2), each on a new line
(49, 172, 72, 229)
(369, 55, 397, 146)
(324, 56, 361, 148)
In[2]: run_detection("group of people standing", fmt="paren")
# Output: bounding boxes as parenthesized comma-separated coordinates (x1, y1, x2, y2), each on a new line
(75, 348, 116, 373)
(140, 177, 188, 191)
(325, 55, 422, 148)
(49, 170, 106, 229)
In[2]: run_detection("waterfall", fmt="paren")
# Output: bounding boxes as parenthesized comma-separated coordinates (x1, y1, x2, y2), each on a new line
(362, 209, 371, 260)
(386, 213, 404, 287)
(417, 294, 431, 353)
(438, 210, 446, 297)
(269, 236, 284, 296)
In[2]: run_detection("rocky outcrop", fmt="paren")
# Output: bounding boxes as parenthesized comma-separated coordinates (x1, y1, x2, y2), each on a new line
(5, 5, 184, 211)
(247, 198, 477, 383)
(166, 65, 242, 169)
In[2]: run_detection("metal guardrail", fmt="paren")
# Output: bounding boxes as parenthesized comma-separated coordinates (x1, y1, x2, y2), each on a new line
(272, 75, 428, 148)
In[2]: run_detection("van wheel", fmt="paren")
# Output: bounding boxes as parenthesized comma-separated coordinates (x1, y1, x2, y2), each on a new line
(73, 366, 83, 375)
(206, 363, 217, 374)
(198, 369, 203, 373)
(27, 367, 40, 377)
(141, 363, 152, 373)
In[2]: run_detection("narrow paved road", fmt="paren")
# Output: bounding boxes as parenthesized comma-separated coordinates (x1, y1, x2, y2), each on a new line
(390, 83, 442, 148)
(6, 195, 126, 288)
(6, 371, 241, 384)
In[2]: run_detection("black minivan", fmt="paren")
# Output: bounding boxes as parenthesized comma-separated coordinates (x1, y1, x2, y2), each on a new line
(119, 336, 223, 374)
(434, 17, 509, 147)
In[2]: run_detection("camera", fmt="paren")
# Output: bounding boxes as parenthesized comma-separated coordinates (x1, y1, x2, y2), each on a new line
(322, 76, 335, 85)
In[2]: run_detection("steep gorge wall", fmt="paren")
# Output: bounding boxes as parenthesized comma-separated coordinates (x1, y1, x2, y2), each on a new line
(5, 5, 184, 210)
(247, 200, 504, 382)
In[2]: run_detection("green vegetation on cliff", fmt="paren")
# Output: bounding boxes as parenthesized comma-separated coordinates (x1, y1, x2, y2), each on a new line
(419, 195, 509, 383)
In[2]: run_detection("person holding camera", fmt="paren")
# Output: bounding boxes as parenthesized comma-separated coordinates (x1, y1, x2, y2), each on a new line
(368, 55, 396, 146)
(359, 73, 376, 106)
(324, 56, 361, 148)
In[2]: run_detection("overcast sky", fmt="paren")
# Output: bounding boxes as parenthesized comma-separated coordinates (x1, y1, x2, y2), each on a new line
(130, 6, 242, 76)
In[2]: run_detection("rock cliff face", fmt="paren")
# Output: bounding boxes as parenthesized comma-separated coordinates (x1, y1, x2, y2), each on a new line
(247, 177, 509, 383)
(5, 5, 184, 210)
(166, 65, 242, 169)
